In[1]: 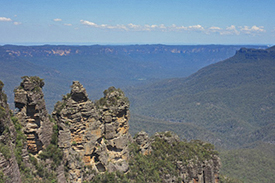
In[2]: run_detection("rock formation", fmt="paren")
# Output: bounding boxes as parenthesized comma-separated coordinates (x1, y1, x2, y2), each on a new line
(0, 77, 222, 183)
(134, 131, 152, 155)
(53, 81, 131, 182)
(14, 76, 52, 154)
(134, 131, 221, 183)
(0, 80, 22, 183)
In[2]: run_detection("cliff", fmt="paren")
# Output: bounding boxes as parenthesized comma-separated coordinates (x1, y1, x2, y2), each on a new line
(0, 80, 22, 183)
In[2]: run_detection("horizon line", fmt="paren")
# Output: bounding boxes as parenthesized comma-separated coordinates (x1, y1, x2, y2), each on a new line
(0, 42, 272, 47)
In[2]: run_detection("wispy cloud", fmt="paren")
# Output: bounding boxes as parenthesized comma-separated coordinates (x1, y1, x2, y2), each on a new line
(53, 18, 62, 22)
(81, 20, 205, 32)
(13, 22, 21, 25)
(0, 16, 22, 25)
(0, 17, 12, 22)
(64, 23, 72, 26)
(80, 20, 128, 30)
(220, 25, 240, 35)
(188, 24, 205, 31)
(207, 26, 222, 33)
(80, 20, 266, 36)
(239, 25, 265, 35)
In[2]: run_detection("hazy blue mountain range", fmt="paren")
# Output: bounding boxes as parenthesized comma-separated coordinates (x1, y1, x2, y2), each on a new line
(0, 44, 266, 112)
(128, 46, 275, 148)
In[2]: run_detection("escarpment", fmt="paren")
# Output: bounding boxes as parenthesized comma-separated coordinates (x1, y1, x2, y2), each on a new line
(53, 81, 131, 182)
(14, 76, 53, 154)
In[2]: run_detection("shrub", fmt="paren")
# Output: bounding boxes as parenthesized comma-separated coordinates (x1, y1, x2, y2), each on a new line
(0, 81, 3, 91)
(0, 171, 8, 183)
(38, 144, 63, 170)
(0, 143, 11, 159)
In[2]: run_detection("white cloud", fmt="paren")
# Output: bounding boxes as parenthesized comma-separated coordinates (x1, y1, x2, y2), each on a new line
(53, 18, 62, 22)
(240, 25, 265, 35)
(80, 20, 98, 27)
(209, 26, 221, 31)
(207, 26, 222, 34)
(64, 23, 72, 26)
(0, 17, 21, 25)
(188, 24, 204, 31)
(219, 25, 240, 35)
(81, 20, 129, 30)
(159, 24, 166, 29)
(128, 23, 139, 28)
(128, 23, 141, 30)
(80, 20, 208, 33)
(13, 22, 21, 25)
(0, 17, 12, 22)
(115, 24, 128, 30)
(175, 26, 188, 30)
(79, 20, 266, 37)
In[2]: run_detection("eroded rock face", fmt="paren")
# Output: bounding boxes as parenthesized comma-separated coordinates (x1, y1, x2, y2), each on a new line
(53, 82, 131, 182)
(0, 80, 22, 183)
(14, 76, 52, 154)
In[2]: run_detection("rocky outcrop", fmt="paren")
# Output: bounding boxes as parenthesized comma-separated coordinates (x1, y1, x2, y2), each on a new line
(134, 131, 152, 155)
(134, 131, 221, 183)
(0, 77, 222, 183)
(14, 76, 52, 154)
(0, 80, 22, 183)
(176, 154, 220, 183)
(53, 82, 131, 182)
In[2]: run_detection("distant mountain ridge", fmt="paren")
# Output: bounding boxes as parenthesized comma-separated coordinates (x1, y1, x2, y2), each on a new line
(0, 44, 266, 112)
(2, 44, 267, 57)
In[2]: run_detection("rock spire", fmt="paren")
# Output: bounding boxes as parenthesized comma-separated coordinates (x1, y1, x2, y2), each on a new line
(53, 81, 131, 182)
(14, 76, 52, 154)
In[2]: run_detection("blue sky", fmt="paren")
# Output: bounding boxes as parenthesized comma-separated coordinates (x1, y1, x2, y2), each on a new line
(0, 0, 274, 45)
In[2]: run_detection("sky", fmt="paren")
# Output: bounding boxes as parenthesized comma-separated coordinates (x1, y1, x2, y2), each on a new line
(0, 0, 274, 45)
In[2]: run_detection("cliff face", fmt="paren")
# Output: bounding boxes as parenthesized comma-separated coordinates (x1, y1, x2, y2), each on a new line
(0, 80, 22, 183)
(53, 81, 131, 182)
(14, 76, 53, 154)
